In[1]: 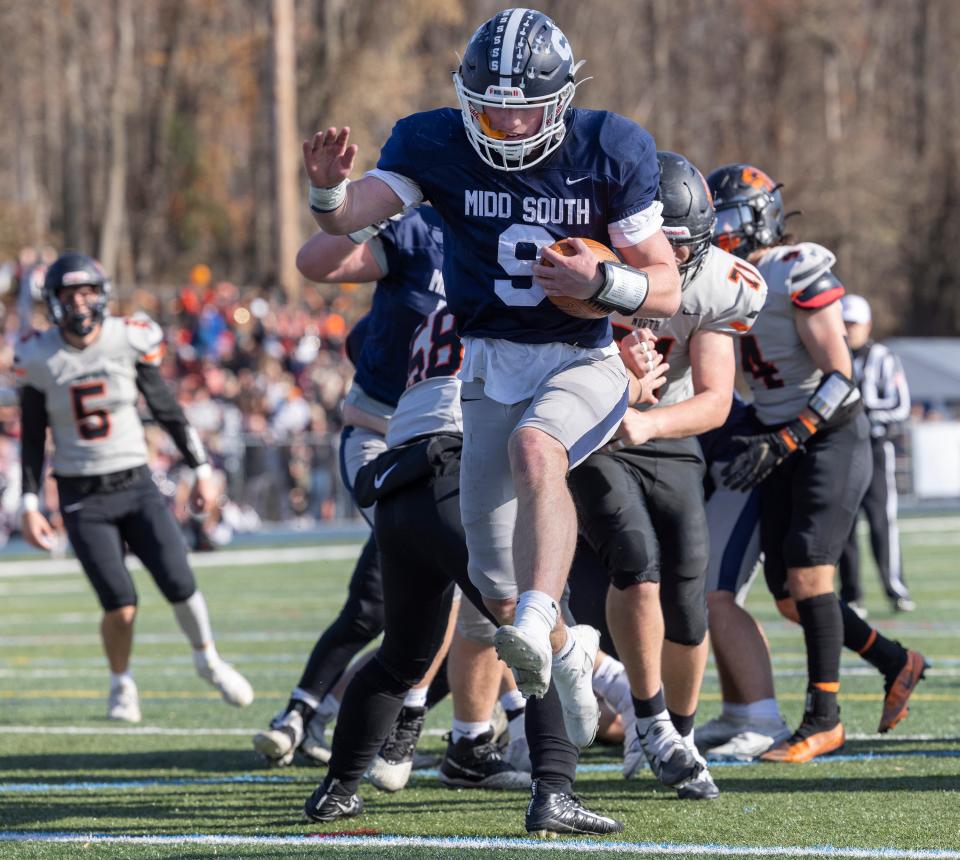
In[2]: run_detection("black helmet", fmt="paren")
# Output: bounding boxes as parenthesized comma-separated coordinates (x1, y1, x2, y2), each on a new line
(656, 151, 716, 287)
(454, 8, 583, 171)
(706, 163, 786, 258)
(43, 251, 111, 336)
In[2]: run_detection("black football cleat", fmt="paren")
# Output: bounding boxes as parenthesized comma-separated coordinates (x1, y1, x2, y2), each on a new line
(303, 776, 364, 823)
(439, 729, 530, 790)
(525, 779, 624, 838)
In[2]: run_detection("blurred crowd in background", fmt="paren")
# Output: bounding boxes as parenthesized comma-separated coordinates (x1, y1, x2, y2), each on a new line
(0, 245, 955, 552)
(0, 247, 375, 550)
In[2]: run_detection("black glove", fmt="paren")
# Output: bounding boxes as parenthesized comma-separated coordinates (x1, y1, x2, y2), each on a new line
(721, 418, 813, 491)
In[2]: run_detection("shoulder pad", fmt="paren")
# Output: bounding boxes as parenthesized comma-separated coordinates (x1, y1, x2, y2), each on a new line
(791, 270, 845, 310)
(781, 243, 837, 293)
(125, 313, 166, 365)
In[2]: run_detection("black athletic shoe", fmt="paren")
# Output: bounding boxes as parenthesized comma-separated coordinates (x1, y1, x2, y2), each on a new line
(439, 729, 530, 790)
(303, 776, 364, 823)
(367, 705, 427, 792)
(525, 779, 624, 837)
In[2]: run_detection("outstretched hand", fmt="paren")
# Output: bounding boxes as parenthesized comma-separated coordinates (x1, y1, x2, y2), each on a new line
(303, 127, 358, 189)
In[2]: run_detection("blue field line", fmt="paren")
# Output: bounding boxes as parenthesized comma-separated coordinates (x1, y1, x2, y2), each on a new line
(0, 774, 298, 793)
(0, 832, 959, 858)
(2, 746, 958, 795)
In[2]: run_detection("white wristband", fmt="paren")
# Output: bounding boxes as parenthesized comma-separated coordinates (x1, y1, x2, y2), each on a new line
(593, 263, 650, 315)
(21, 493, 40, 513)
(194, 463, 213, 480)
(309, 179, 349, 213)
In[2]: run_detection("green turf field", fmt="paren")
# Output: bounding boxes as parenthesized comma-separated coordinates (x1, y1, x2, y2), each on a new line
(1, 520, 958, 859)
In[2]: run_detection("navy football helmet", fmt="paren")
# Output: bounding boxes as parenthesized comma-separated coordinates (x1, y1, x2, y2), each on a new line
(656, 151, 716, 287)
(43, 251, 111, 336)
(454, 8, 584, 171)
(707, 164, 786, 258)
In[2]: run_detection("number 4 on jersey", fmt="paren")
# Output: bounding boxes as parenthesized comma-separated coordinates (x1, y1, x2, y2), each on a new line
(739, 335, 783, 390)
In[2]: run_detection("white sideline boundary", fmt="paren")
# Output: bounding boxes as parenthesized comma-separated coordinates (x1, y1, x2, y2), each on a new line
(0, 544, 363, 578)
(0, 832, 958, 858)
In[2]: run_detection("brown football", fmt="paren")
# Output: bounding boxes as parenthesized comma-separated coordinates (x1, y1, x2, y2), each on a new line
(541, 238, 621, 319)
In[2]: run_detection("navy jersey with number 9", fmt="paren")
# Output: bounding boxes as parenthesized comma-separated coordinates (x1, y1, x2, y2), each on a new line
(373, 107, 660, 349)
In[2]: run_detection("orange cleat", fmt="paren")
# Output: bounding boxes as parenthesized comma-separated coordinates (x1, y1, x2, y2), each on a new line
(879, 650, 929, 733)
(760, 722, 845, 763)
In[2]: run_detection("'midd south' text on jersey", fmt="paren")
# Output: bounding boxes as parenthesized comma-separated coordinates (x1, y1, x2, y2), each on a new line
(353, 205, 446, 408)
(374, 107, 660, 348)
(746, 243, 845, 425)
(14, 315, 164, 476)
(386, 304, 464, 449)
(612, 246, 767, 407)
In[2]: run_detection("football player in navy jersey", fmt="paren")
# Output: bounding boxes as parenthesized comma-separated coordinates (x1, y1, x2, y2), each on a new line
(303, 8, 680, 832)
(253, 207, 450, 771)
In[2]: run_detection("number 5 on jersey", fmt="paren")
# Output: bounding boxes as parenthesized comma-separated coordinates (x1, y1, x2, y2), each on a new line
(71, 381, 111, 440)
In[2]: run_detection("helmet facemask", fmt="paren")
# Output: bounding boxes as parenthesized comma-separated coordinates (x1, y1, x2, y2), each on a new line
(664, 228, 714, 289)
(454, 70, 581, 172)
(50, 283, 109, 336)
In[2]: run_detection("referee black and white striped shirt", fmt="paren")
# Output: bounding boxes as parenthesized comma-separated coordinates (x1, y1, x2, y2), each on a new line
(852, 341, 911, 439)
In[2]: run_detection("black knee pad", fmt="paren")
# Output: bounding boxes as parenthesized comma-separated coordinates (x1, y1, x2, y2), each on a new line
(661, 560, 708, 646)
(570, 455, 659, 588)
(375, 643, 432, 690)
(155, 570, 196, 605)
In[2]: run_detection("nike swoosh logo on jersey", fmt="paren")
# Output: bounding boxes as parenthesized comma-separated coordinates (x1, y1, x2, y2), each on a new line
(373, 463, 399, 490)
(63, 502, 84, 513)
(565, 176, 590, 185)
(681, 309, 701, 315)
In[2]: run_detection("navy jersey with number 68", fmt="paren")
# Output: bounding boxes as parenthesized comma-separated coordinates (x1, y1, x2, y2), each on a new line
(352, 204, 446, 408)
(374, 107, 660, 349)
(386, 304, 464, 448)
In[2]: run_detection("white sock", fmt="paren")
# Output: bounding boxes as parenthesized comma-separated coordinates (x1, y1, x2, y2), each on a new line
(291, 687, 321, 711)
(500, 689, 525, 715)
(514, 590, 558, 644)
(744, 698, 782, 721)
(172, 591, 215, 651)
(110, 670, 134, 690)
(452, 719, 490, 743)
(192, 641, 220, 670)
(403, 686, 428, 709)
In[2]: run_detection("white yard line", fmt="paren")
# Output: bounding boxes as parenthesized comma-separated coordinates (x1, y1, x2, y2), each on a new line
(0, 544, 363, 579)
(0, 832, 958, 858)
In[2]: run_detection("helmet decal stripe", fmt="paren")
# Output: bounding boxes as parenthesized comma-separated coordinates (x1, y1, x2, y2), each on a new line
(498, 8, 530, 87)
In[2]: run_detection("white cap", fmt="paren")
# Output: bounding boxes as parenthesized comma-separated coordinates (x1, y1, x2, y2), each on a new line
(841, 294, 871, 324)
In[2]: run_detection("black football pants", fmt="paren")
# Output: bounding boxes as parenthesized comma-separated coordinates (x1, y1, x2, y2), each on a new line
(326, 444, 579, 795)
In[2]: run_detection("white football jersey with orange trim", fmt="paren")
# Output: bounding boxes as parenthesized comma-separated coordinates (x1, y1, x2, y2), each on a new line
(745, 242, 845, 425)
(14, 314, 165, 476)
(613, 245, 767, 408)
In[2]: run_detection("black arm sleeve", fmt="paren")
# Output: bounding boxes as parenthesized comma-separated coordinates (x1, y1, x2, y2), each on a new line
(135, 363, 207, 468)
(19, 386, 48, 496)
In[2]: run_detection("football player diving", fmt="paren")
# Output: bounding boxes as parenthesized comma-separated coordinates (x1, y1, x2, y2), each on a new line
(301, 7, 682, 835)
